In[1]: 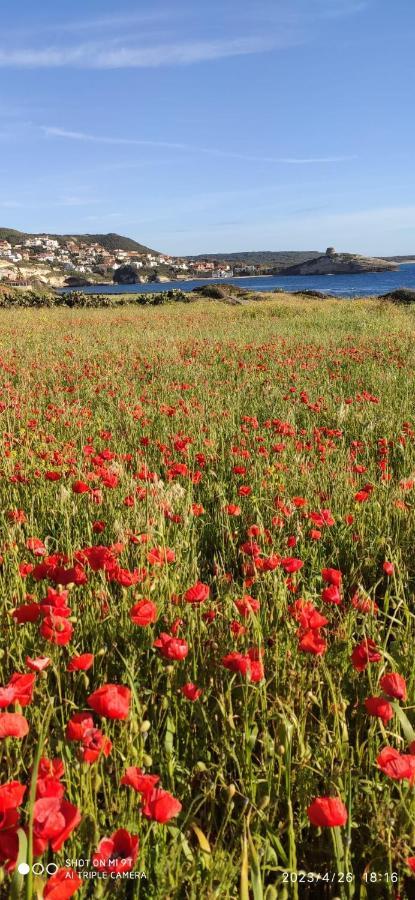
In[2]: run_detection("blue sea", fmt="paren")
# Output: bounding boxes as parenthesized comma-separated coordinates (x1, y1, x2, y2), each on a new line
(62, 263, 415, 299)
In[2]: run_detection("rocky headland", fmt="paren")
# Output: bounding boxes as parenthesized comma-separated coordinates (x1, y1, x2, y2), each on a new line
(278, 247, 399, 276)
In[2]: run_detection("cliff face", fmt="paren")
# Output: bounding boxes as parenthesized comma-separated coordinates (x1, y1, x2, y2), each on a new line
(279, 252, 399, 276)
(0, 259, 67, 287)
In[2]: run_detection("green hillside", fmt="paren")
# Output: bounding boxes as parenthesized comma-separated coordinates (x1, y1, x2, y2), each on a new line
(0, 229, 160, 255)
(185, 250, 321, 268)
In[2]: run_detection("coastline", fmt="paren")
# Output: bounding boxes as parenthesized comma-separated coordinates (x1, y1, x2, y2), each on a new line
(58, 263, 415, 300)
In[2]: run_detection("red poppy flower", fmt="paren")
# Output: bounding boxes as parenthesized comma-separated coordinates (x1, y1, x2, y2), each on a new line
(0, 828, 19, 872)
(153, 633, 189, 661)
(376, 746, 415, 782)
(0, 713, 29, 739)
(40, 587, 71, 617)
(260, 555, 281, 571)
(184, 581, 210, 604)
(240, 541, 261, 558)
(67, 653, 94, 672)
(298, 629, 327, 656)
(0, 673, 35, 708)
(72, 480, 90, 494)
(181, 683, 203, 701)
(92, 520, 106, 533)
(43, 867, 82, 899)
(281, 557, 304, 574)
(222, 648, 264, 682)
(380, 672, 407, 701)
(141, 787, 182, 823)
(225, 504, 241, 516)
(106, 564, 144, 587)
(81, 728, 112, 764)
(40, 616, 74, 646)
(78, 545, 115, 572)
(289, 600, 328, 630)
(351, 638, 381, 672)
(18, 563, 34, 578)
(0, 686, 17, 709)
(33, 796, 81, 853)
(235, 595, 260, 618)
(26, 656, 51, 672)
(92, 829, 139, 874)
(26, 537, 47, 556)
(121, 766, 160, 795)
(383, 561, 394, 576)
(66, 712, 95, 742)
(87, 684, 131, 720)
(307, 796, 348, 827)
(37, 756, 65, 783)
(310, 509, 335, 527)
(130, 599, 157, 627)
(364, 696, 394, 723)
(230, 620, 246, 637)
(0, 781, 26, 830)
(120, 766, 160, 794)
(350, 592, 378, 615)
(36, 757, 65, 799)
(147, 547, 175, 566)
(7, 508, 26, 524)
(12, 603, 41, 624)
(321, 568, 342, 587)
(321, 585, 341, 605)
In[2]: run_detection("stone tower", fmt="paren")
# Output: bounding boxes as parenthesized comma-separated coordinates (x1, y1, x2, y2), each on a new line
(326, 247, 336, 257)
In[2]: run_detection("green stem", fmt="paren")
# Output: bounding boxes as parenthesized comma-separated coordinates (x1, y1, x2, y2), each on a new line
(26, 702, 53, 900)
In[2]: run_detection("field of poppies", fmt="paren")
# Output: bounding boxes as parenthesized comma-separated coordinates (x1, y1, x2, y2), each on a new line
(1, 296, 415, 899)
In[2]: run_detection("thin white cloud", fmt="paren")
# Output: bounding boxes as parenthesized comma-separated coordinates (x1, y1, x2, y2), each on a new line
(0, 36, 279, 69)
(43, 127, 357, 165)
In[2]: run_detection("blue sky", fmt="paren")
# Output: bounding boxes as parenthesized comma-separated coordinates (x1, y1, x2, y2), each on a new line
(0, 0, 414, 255)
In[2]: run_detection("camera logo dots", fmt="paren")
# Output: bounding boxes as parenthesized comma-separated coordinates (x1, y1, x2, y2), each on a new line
(18, 862, 58, 876)
(18, 863, 30, 875)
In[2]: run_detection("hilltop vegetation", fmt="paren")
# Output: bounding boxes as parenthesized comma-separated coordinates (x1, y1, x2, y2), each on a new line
(186, 250, 321, 268)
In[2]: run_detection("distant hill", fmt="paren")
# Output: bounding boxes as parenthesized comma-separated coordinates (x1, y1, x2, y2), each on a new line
(382, 255, 415, 262)
(185, 250, 321, 268)
(0, 229, 160, 255)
